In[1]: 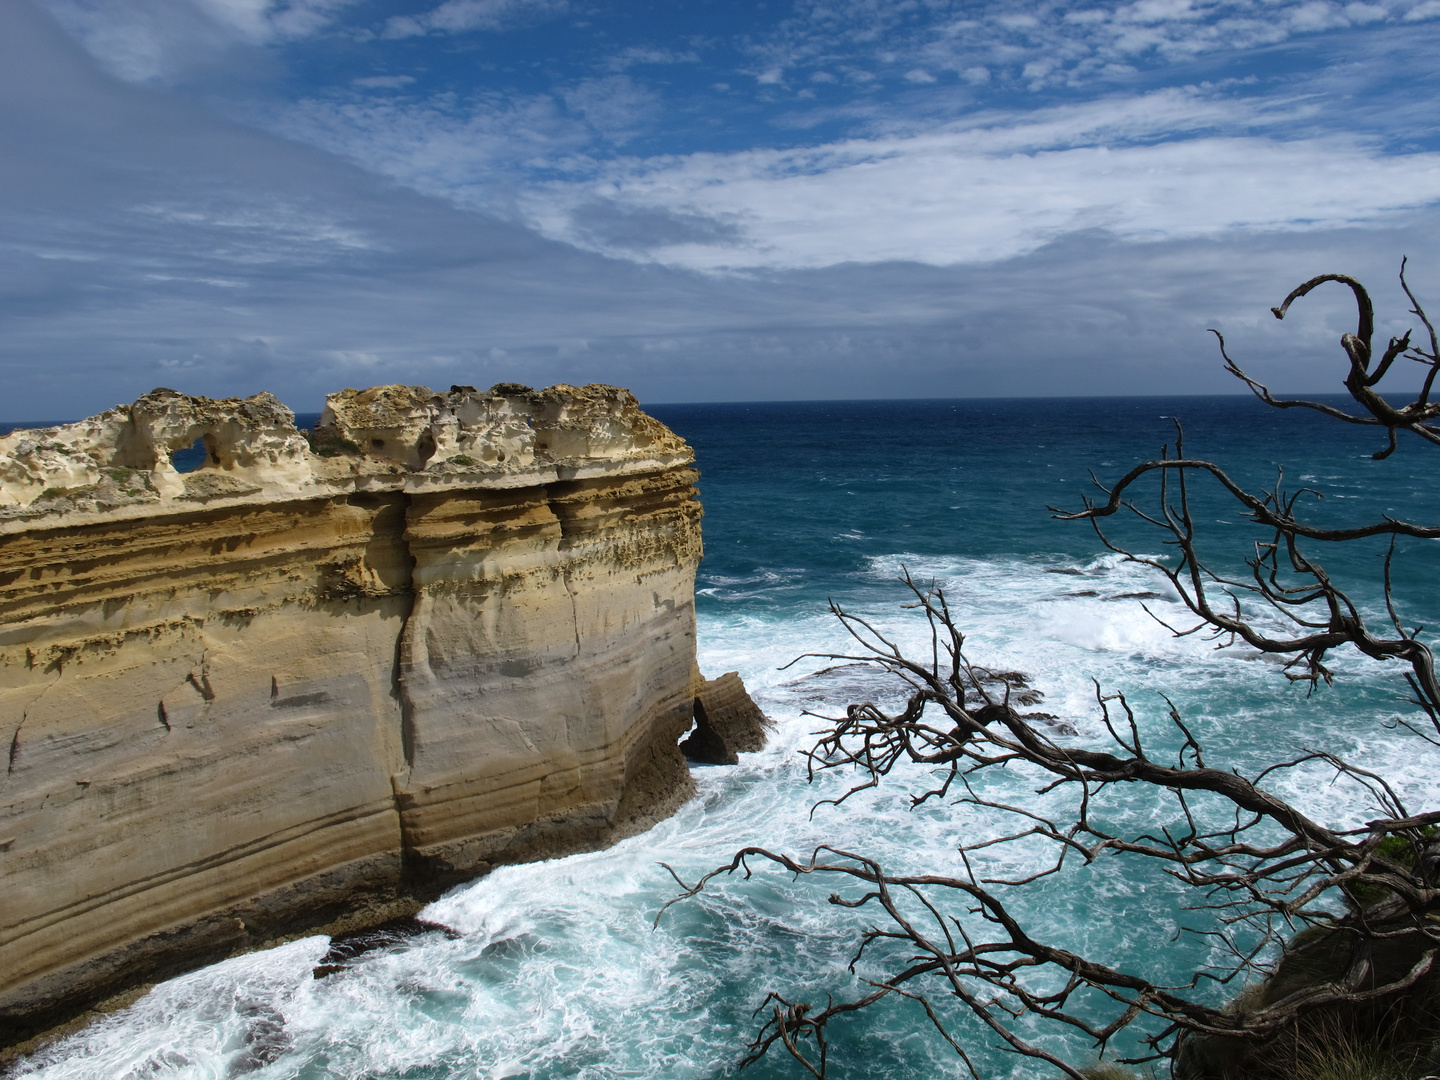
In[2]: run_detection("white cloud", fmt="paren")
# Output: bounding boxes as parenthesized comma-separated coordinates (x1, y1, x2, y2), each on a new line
(1344, 2, 1389, 20)
(516, 91, 1440, 271)
(382, 0, 564, 39)
(1023, 58, 1057, 81)
(995, 12, 1041, 30)
(561, 75, 659, 144)
(604, 46, 701, 72)
(750, 0, 1440, 92)
(265, 80, 1439, 275)
(34, 0, 356, 80)
(132, 200, 375, 262)
(274, 90, 590, 213)
(353, 74, 415, 89)
(191, 0, 346, 42)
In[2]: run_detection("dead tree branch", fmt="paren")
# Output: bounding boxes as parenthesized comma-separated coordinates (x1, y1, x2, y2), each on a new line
(663, 264, 1440, 1077)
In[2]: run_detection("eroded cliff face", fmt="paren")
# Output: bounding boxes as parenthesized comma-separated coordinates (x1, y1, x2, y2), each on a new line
(0, 383, 702, 1045)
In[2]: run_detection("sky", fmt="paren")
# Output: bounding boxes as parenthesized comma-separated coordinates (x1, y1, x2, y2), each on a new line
(4, 0, 1440, 417)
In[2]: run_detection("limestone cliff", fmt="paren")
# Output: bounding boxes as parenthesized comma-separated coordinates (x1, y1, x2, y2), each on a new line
(0, 383, 702, 1046)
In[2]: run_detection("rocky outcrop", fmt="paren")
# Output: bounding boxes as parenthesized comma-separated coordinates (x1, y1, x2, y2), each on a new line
(0, 383, 703, 1046)
(681, 671, 773, 765)
(1174, 890, 1440, 1080)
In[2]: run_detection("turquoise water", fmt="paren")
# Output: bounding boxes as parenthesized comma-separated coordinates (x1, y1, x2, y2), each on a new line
(9, 396, 1438, 1079)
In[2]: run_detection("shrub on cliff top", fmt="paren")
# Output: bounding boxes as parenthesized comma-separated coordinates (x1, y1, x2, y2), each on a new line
(302, 428, 361, 458)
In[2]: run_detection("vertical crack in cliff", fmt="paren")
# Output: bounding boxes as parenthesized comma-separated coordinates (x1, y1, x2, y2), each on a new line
(0, 723, 21, 811)
(2, 675, 60, 798)
(385, 490, 426, 885)
(390, 492, 419, 776)
(392, 618, 418, 775)
(562, 566, 584, 660)
(548, 486, 585, 662)
(5, 720, 21, 782)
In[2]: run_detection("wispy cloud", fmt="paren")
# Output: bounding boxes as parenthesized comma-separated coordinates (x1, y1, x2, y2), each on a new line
(189, 0, 352, 42)
(381, 0, 566, 39)
(132, 199, 376, 261)
(560, 75, 660, 144)
(525, 124, 1440, 269)
(745, 0, 1440, 91)
(287, 80, 1437, 271)
(272, 90, 593, 213)
(34, 0, 356, 80)
(603, 46, 702, 73)
(352, 74, 415, 89)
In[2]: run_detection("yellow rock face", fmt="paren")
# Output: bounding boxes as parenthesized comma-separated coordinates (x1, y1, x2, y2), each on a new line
(0, 382, 702, 1044)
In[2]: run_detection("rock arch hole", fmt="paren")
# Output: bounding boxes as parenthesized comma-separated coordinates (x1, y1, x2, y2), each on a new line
(172, 436, 217, 473)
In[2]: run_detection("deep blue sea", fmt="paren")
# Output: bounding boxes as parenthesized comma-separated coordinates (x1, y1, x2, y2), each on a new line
(10, 396, 1439, 1080)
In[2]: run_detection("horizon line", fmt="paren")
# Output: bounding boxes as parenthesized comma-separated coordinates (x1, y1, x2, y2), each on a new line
(0, 388, 1370, 429)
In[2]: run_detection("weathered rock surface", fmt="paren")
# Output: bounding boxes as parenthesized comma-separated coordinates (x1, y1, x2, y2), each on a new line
(681, 671, 773, 765)
(0, 383, 702, 1046)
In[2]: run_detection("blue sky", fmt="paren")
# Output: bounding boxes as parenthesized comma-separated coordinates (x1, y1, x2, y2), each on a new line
(4, 0, 1440, 416)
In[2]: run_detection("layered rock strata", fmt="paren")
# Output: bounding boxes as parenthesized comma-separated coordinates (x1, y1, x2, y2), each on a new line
(0, 383, 702, 1046)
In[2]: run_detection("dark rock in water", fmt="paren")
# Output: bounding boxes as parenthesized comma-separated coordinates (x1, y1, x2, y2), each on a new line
(312, 916, 459, 979)
(782, 662, 905, 711)
(1021, 711, 1079, 736)
(681, 671, 773, 765)
(227, 999, 291, 1076)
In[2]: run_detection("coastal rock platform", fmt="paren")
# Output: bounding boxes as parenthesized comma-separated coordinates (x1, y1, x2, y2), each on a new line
(0, 383, 703, 1047)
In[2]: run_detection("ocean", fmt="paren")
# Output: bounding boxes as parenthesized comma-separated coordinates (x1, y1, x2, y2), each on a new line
(7, 395, 1438, 1079)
